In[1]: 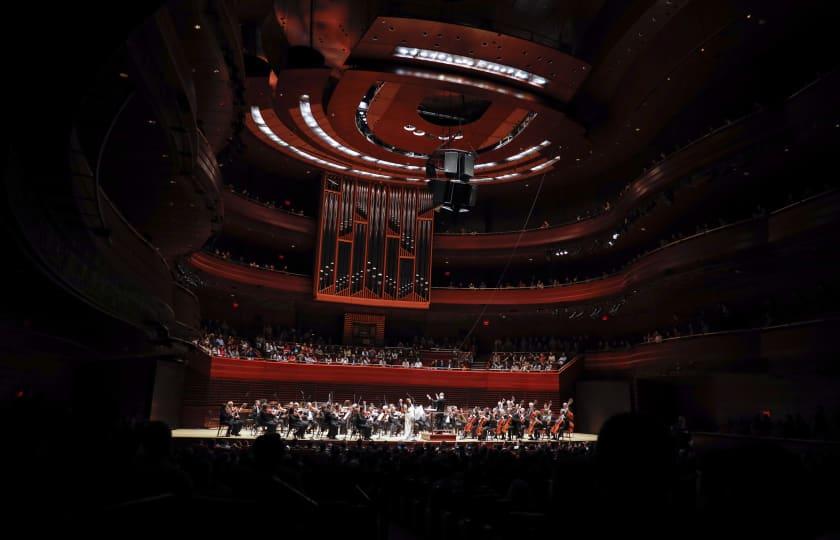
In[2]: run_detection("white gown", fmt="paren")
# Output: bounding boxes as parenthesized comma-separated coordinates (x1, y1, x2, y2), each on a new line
(403, 405, 414, 438)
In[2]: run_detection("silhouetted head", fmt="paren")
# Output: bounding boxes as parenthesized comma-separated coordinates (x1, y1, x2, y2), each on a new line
(139, 421, 172, 460)
(252, 432, 285, 472)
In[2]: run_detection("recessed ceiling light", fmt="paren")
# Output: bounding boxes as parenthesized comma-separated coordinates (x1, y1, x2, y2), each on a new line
(393, 46, 548, 87)
(404, 124, 415, 131)
(413, 130, 425, 136)
(194, 24, 201, 30)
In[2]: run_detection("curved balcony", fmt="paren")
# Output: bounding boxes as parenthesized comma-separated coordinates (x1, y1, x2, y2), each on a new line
(189, 251, 312, 295)
(225, 109, 766, 255)
(192, 189, 840, 307)
(584, 318, 840, 374)
(224, 72, 839, 261)
(222, 189, 315, 249)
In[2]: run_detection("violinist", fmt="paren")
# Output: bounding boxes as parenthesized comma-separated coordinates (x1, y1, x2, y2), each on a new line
(287, 405, 307, 439)
(259, 403, 278, 434)
(352, 404, 372, 440)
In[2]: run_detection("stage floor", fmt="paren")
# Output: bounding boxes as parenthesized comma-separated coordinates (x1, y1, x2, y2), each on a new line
(172, 428, 597, 444)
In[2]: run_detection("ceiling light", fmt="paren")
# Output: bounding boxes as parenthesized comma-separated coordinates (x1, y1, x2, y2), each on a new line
(474, 162, 497, 169)
(403, 124, 415, 131)
(251, 106, 349, 171)
(194, 24, 201, 30)
(413, 130, 425, 136)
(530, 155, 561, 171)
(394, 46, 548, 87)
(351, 169, 391, 179)
(299, 95, 361, 157)
(505, 140, 550, 162)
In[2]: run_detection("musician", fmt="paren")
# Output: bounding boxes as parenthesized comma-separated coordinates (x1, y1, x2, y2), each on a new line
(351, 405, 372, 440)
(323, 404, 339, 439)
(454, 408, 467, 433)
(259, 403, 278, 434)
(426, 392, 446, 429)
(288, 406, 307, 439)
(509, 409, 523, 440)
(220, 401, 243, 436)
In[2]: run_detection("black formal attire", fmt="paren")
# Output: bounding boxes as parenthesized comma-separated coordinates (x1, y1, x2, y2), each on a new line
(353, 412, 372, 440)
(433, 398, 446, 429)
(259, 409, 278, 433)
(324, 410, 339, 439)
(220, 406, 243, 436)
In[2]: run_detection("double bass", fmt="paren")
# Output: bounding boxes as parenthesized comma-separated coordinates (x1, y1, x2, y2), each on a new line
(565, 399, 575, 434)
(553, 398, 574, 438)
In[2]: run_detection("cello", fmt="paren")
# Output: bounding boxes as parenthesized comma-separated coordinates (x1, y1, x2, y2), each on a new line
(464, 410, 477, 438)
(525, 409, 538, 437)
(475, 414, 489, 440)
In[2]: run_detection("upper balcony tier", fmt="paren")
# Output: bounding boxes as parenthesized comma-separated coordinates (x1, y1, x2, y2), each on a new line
(222, 68, 840, 261)
(190, 189, 840, 308)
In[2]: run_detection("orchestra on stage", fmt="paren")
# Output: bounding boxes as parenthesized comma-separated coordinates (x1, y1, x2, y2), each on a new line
(218, 392, 575, 441)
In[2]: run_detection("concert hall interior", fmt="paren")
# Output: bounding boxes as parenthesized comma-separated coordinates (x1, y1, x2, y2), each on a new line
(4, 0, 840, 536)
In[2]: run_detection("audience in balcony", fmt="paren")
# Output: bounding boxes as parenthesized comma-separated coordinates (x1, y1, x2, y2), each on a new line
(438, 183, 835, 290)
(226, 184, 308, 216)
(197, 321, 477, 369)
(488, 351, 565, 371)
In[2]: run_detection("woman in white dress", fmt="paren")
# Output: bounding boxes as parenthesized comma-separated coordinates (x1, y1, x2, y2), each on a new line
(403, 398, 414, 439)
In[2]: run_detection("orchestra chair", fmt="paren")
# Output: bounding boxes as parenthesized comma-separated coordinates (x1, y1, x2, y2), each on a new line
(242, 415, 256, 436)
(252, 415, 265, 436)
(216, 419, 230, 438)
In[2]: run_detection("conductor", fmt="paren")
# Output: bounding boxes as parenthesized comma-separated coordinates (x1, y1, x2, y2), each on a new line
(426, 392, 446, 429)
